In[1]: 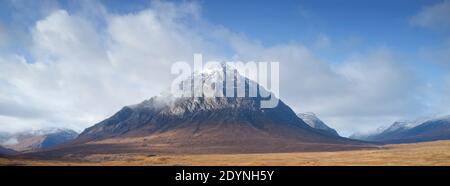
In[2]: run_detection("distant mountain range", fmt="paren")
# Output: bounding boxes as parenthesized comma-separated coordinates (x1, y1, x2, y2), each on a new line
(297, 112, 339, 137)
(350, 115, 450, 143)
(11, 65, 450, 157)
(21, 65, 369, 158)
(0, 128, 78, 152)
(0, 146, 16, 156)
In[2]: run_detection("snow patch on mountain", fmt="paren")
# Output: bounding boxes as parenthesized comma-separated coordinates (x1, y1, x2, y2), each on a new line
(297, 112, 340, 136)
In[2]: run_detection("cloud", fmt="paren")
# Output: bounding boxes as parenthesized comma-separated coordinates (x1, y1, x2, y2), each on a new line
(334, 49, 423, 115)
(410, 0, 450, 32)
(0, 1, 216, 132)
(418, 38, 450, 68)
(227, 38, 424, 135)
(411, 1, 450, 120)
(0, 1, 434, 136)
(2, 137, 18, 146)
(0, 23, 7, 48)
(314, 34, 331, 49)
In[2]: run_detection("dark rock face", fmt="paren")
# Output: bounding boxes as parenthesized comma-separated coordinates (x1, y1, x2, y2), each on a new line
(80, 65, 322, 140)
(297, 113, 340, 137)
(351, 116, 450, 144)
(79, 96, 325, 140)
(72, 95, 368, 155)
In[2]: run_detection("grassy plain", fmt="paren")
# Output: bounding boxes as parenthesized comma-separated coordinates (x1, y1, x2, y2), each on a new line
(1, 140, 450, 166)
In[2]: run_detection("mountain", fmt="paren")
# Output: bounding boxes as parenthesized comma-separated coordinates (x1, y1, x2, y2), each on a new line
(25, 65, 370, 157)
(297, 113, 339, 137)
(0, 146, 16, 156)
(349, 126, 386, 141)
(1, 128, 79, 152)
(351, 116, 450, 143)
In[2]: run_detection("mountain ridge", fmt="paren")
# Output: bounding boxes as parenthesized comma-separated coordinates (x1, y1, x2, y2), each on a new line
(297, 112, 339, 137)
(20, 65, 372, 157)
(0, 128, 79, 152)
(350, 115, 450, 143)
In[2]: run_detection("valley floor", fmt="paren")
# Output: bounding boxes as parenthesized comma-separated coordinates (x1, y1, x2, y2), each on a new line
(1, 140, 450, 166)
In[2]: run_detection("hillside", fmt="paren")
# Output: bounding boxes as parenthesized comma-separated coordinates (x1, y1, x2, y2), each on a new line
(22, 65, 369, 158)
(351, 116, 450, 143)
(1, 128, 78, 152)
(297, 113, 339, 136)
(3, 140, 450, 166)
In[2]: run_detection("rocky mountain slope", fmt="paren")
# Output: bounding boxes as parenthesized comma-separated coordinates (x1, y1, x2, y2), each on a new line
(297, 113, 339, 137)
(23, 65, 370, 157)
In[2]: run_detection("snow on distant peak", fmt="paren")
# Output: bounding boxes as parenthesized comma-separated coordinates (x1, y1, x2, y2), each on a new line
(297, 112, 323, 128)
(385, 116, 434, 132)
(29, 127, 76, 136)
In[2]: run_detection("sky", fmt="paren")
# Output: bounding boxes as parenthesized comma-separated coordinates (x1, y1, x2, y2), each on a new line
(0, 0, 449, 136)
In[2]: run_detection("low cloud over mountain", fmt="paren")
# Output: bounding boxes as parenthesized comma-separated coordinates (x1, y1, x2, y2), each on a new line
(0, 128, 78, 152)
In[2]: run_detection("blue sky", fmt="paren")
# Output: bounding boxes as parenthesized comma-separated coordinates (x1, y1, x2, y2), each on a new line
(202, 0, 432, 44)
(0, 0, 445, 62)
(96, 0, 443, 49)
(0, 0, 449, 136)
(1, 0, 445, 73)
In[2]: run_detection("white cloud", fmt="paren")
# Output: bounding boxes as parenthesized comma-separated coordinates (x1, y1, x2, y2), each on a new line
(0, 23, 7, 48)
(314, 34, 331, 49)
(410, 0, 450, 32)
(0, 1, 435, 136)
(0, 1, 218, 133)
(226, 38, 423, 135)
(411, 1, 450, 120)
(419, 39, 450, 68)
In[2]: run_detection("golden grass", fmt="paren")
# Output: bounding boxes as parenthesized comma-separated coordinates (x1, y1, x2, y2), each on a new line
(2, 140, 450, 166)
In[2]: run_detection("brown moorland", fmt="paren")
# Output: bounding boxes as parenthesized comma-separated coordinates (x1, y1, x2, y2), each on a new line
(1, 140, 450, 166)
